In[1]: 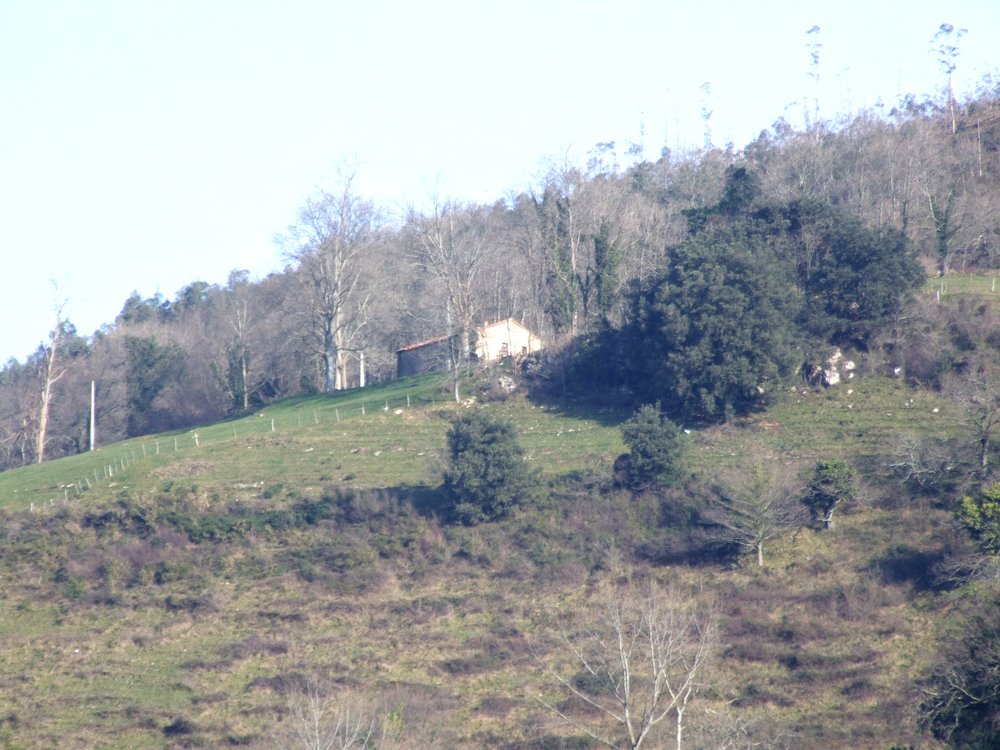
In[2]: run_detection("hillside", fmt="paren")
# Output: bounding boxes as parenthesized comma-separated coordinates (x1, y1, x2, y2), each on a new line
(5, 85, 1000, 475)
(0, 356, 984, 749)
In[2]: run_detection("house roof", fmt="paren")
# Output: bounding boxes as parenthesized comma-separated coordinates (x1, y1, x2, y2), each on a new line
(479, 317, 531, 334)
(396, 334, 450, 354)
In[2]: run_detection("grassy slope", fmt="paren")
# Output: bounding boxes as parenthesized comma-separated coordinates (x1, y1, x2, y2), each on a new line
(0, 372, 624, 513)
(0, 355, 970, 748)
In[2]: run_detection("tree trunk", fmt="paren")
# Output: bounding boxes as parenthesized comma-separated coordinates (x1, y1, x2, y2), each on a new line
(322, 315, 337, 393)
(322, 349, 337, 393)
(35, 322, 62, 464)
(240, 352, 250, 412)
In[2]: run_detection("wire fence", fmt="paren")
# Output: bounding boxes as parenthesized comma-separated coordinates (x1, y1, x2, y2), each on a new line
(13, 380, 464, 513)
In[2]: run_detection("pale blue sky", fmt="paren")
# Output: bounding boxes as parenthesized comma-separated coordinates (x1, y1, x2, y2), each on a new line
(1, 0, 998, 364)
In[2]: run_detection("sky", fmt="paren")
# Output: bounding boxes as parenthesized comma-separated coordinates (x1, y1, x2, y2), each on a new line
(1, 0, 998, 365)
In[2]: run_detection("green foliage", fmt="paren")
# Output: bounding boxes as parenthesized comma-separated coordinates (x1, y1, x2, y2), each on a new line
(592, 219, 623, 322)
(786, 201, 925, 347)
(628, 229, 801, 422)
(118, 291, 169, 325)
(958, 483, 1000, 555)
(803, 459, 856, 529)
(565, 168, 924, 422)
(124, 335, 187, 436)
(444, 411, 538, 524)
(618, 403, 684, 489)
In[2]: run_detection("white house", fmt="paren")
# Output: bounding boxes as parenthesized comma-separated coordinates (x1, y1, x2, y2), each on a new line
(475, 318, 542, 363)
(396, 318, 542, 378)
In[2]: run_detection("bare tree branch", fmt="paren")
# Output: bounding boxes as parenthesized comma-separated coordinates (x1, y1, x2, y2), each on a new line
(540, 581, 715, 750)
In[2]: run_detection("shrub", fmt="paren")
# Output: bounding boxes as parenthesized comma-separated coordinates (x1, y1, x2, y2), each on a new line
(958, 482, 1000, 555)
(444, 411, 539, 524)
(617, 403, 684, 490)
(803, 459, 856, 529)
(162, 716, 195, 736)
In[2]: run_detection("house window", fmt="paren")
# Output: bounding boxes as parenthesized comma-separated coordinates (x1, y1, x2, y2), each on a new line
(500, 342, 509, 357)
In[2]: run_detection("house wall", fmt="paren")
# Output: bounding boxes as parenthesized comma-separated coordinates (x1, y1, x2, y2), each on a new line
(475, 319, 542, 363)
(396, 320, 542, 378)
(396, 338, 453, 377)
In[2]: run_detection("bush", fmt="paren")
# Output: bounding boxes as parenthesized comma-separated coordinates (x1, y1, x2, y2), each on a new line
(444, 411, 539, 524)
(958, 482, 1000, 555)
(803, 459, 856, 530)
(618, 403, 684, 489)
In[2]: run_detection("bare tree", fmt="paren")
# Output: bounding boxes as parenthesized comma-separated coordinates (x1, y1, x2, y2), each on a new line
(0, 359, 41, 469)
(406, 200, 491, 399)
(35, 302, 74, 463)
(541, 582, 715, 750)
(925, 181, 962, 277)
(285, 173, 379, 393)
(805, 25, 822, 132)
(707, 463, 806, 567)
(943, 355, 1000, 480)
(210, 270, 261, 413)
(273, 676, 390, 750)
(884, 431, 965, 491)
(693, 706, 791, 750)
(932, 22, 967, 135)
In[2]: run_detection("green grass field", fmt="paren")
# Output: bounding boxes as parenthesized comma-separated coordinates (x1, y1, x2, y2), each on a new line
(0, 358, 978, 749)
(0, 371, 627, 512)
(923, 272, 1000, 300)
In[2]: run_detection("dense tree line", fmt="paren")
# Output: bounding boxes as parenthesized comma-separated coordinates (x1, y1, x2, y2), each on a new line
(566, 165, 926, 422)
(2, 83, 999, 471)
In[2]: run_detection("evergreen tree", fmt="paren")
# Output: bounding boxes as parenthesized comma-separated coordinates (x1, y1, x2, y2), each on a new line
(802, 458, 856, 530)
(444, 411, 538, 524)
(786, 201, 925, 347)
(627, 228, 801, 423)
(124, 336, 186, 436)
(617, 402, 684, 489)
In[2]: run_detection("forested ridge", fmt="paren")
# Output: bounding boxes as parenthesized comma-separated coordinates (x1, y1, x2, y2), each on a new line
(4, 81, 1000, 471)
